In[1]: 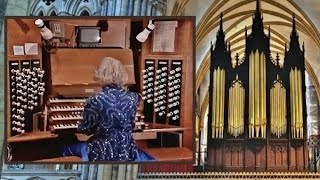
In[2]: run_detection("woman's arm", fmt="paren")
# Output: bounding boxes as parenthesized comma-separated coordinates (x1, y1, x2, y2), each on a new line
(78, 96, 101, 135)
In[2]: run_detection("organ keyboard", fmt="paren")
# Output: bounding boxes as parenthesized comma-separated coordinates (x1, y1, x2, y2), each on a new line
(46, 97, 148, 133)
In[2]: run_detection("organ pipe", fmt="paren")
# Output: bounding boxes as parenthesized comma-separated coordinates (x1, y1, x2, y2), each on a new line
(270, 75, 287, 138)
(228, 75, 245, 137)
(212, 67, 225, 138)
(290, 67, 303, 139)
(249, 51, 266, 138)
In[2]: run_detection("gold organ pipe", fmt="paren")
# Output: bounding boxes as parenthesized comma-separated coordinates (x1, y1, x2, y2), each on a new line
(249, 53, 254, 138)
(284, 89, 287, 135)
(296, 68, 300, 138)
(236, 82, 240, 137)
(228, 85, 234, 134)
(211, 67, 226, 138)
(270, 79, 287, 138)
(276, 85, 278, 138)
(249, 52, 253, 138)
(241, 86, 244, 135)
(216, 68, 220, 138)
(271, 87, 274, 136)
(220, 70, 225, 138)
(255, 51, 259, 137)
(260, 53, 264, 138)
(228, 87, 232, 134)
(212, 69, 217, 138)
(249, 51, 267, 138)
(228, 76, 245, 138)
(296, 69, 300, 138)
(232, 85, 235, 136)
(216, 68, 222, 138)
(279, 84, 282, 137)
(291, 69, 296, 138)
(293, 70, 296, 139)
(297, 69, 303, 138)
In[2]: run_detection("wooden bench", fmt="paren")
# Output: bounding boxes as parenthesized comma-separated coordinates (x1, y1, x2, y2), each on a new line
(33, 147, 193, 162)
(144, 147, 193, 162)
(34, 156, 81, 162)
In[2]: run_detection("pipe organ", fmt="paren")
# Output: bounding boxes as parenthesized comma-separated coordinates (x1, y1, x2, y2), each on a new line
(208, 0, 308, 171)
(6, 18, 194, 162)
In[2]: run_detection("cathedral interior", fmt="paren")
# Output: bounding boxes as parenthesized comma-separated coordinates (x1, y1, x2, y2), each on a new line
(1, 0, 320, 179)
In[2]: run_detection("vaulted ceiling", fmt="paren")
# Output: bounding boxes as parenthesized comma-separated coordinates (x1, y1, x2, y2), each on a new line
(168, 0, 320, 119)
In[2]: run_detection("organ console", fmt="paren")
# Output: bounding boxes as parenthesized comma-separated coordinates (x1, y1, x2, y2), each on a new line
(5, 17, 194, 162)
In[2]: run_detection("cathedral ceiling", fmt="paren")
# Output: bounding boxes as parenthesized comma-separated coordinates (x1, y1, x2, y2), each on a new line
(169, 0, 320, 118)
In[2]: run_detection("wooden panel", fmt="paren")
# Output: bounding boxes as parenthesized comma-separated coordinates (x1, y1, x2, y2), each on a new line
(46, 19, 131, 48)
(140, 18, 194, 150)
(50, 48, 135, 85)
(6, 19, 42, 56)
(6, 19, 43, 138)
(144, 147, 192, 162)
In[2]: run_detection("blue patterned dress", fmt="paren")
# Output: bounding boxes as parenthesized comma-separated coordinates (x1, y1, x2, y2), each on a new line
(63, 84, 154, 161)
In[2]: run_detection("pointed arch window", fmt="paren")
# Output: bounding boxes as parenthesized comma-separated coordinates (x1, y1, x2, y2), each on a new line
(38, 10, 44, 16)
(80, 10, 90, 16)
(50, 11, 57, 16)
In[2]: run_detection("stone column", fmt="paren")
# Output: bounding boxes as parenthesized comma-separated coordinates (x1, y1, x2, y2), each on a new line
(127, 0, 134, 16)
(133, 0, 141, 16)
(146, 0, 153, 16)
(305, 73, 320, 171)
(120, 0, 128, 15)
(114, 0, 122, 15)
(140, 0, 147, 16)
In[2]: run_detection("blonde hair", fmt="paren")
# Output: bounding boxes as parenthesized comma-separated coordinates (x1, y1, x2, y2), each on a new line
(94, 57, 128, 86)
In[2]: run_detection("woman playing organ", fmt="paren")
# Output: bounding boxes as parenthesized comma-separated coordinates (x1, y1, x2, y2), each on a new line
(62, 57, 154, 162)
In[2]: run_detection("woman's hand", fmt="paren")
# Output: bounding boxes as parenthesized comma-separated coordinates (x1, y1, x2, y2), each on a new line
(75, 133, 93, 142)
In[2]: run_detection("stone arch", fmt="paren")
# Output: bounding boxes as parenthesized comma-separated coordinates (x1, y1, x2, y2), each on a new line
(76, 7, 92, 16)
(27, 0, 41, 15)
(33, 6, 46, 16)
(65, 0, 83, 15)
(79, 10, 90, 16)
(47, 6, 58, 16)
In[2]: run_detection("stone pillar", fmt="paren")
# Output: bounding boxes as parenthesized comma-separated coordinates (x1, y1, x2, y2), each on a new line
(114, 0, 122, 15)
(127, 0, 134, 16)
(107, 0, 114, 16)
(120, 0, 128, 15)
(133, 0, 141, 16)
(305, 73, 320, 171)
(146, 0, 153, 16)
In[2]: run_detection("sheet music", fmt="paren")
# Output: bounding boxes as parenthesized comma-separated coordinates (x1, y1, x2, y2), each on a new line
(152, 21, 178, 52)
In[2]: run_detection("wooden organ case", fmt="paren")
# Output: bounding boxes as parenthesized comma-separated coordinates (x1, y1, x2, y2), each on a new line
(6, 17, 194, 162)
(207, 1, 308, 172)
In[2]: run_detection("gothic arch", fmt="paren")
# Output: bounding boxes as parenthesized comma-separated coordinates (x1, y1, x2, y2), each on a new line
(33, 6, 46, 16)
(27, 0, 41, 15)
(79, 10, 90, 16)
(65, 0, 82, 15)
(66, 0, 100, 16)
(47, 6, 58, 16)
(75, 7, 92, 16)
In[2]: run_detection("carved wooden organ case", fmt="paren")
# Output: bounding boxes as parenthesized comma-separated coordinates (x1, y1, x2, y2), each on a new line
(207, 1, 308, 171)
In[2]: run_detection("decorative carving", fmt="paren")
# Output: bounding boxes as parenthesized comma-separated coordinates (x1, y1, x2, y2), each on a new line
(42, 0, 55, 6)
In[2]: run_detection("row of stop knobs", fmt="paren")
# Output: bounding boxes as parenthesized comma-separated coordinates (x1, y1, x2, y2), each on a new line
(141, 65, 182, 119)
(11, 67, 45, 134)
